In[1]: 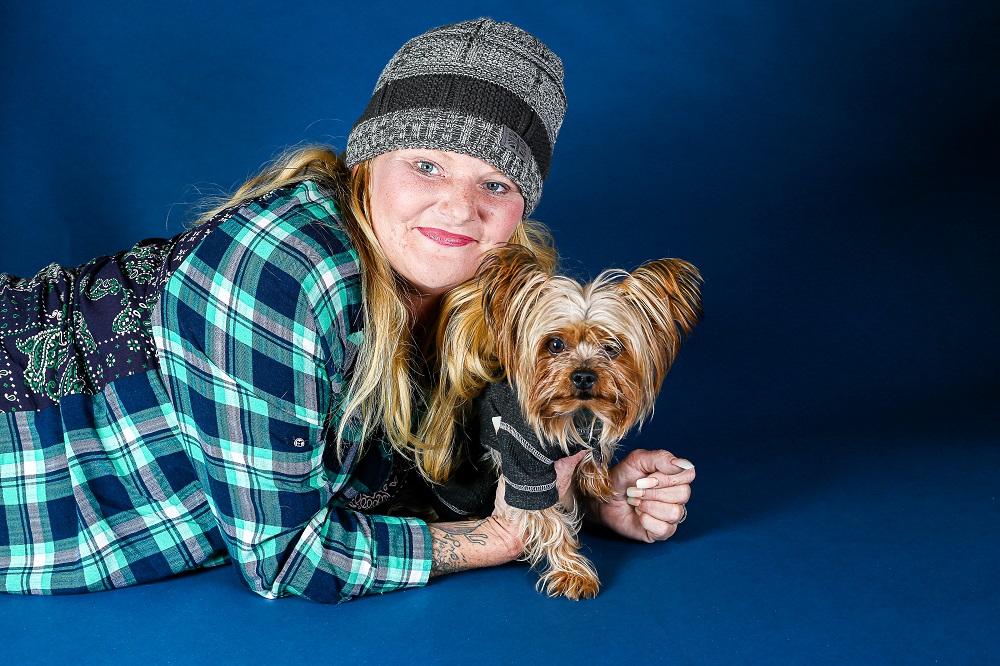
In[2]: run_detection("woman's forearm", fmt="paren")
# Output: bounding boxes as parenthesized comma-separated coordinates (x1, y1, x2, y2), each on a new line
(428, 517, 522, 577)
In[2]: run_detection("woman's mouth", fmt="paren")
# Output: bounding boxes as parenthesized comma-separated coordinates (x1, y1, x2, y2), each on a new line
(418, 227, 476, 247)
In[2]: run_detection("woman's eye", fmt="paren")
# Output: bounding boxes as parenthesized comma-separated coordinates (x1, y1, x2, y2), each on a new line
(484, 181, 509, 193)
(604, 343, 622, 358)
(546, 337, 565, 354)
(416, 161, 439, 175)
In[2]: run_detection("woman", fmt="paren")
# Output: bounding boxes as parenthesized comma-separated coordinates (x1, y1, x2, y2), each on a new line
(0, 18, 694, 602)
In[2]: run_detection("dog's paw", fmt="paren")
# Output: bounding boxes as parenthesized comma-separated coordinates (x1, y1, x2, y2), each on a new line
(542, 569, 601, 600)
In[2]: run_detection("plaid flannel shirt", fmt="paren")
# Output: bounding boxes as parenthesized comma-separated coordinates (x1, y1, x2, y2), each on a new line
(0, 181, 431, 601)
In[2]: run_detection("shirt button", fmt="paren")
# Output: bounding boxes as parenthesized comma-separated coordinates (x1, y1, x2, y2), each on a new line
(292, 438, 307, 448)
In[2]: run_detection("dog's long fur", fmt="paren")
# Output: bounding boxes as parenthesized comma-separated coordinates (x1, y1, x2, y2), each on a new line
(429, 245, 702, 599)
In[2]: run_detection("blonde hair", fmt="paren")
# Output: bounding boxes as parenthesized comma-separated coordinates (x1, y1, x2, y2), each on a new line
(196, 144, 558, 484)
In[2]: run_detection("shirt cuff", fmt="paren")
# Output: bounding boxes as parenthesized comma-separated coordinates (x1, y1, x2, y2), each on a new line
(361, 514, 432, 595)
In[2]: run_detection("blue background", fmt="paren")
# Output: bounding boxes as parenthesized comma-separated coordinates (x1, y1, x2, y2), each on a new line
(1, 1, 997, 664)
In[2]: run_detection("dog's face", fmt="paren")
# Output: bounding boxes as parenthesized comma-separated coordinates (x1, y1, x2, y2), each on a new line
(478, 246, 702, 452)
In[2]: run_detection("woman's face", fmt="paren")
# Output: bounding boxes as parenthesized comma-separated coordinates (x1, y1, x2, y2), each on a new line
(368, 148, 525, 298)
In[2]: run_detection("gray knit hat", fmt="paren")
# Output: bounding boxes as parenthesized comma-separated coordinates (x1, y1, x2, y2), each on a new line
(344, 18, 566, 216)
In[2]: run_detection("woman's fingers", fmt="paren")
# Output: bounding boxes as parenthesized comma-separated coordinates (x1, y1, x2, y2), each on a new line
(626, 483, 692, 505)
(628, 496, 687, 524)
(636, 511, 678, 542)
(619, 450, 695, 495)
(633, 465, 696, 488)
(598, 448, 696, 543)
(622, 449, 694, 476)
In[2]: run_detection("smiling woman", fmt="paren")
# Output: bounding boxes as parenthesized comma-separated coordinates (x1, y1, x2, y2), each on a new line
(367, 149, 525, 310)
(0, 17, 695, 602)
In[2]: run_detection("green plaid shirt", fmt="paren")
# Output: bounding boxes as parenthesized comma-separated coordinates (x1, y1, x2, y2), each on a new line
(0, 181, 431, 601)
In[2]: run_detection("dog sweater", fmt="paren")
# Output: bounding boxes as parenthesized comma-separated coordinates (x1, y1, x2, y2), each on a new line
(430, 382, 600, 515)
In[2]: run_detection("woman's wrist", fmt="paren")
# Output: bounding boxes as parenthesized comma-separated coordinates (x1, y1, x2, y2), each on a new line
(427, 516, 523, 577)
(485, 514, 523, 561)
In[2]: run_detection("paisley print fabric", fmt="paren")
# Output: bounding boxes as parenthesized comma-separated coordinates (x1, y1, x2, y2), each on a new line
(0, 227, 214, 413)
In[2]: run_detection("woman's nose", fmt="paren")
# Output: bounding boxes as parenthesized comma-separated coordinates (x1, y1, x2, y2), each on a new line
(438, 180, 478, 224)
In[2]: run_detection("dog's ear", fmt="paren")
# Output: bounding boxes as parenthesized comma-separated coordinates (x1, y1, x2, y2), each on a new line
(618, 258, 702, 359)
(476, 245, 551, 365)
(477, 245, 551, 330)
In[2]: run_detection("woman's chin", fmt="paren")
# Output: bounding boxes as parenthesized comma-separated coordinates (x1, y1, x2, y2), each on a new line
(406, 268, 477, 297)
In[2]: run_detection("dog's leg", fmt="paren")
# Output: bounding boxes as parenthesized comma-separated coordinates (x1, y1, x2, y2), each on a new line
(574, 455, 614, 503)
(515, 506, 600, 600)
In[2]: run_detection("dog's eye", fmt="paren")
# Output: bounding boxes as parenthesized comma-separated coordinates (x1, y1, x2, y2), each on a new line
(604, 343, 622, 358)
(546, 337, 565, 355)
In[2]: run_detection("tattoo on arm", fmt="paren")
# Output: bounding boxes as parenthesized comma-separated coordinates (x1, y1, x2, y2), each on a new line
(429, 519, 491, 577)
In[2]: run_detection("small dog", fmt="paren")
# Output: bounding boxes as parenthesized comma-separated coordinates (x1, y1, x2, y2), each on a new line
(429, 245, 702, 599)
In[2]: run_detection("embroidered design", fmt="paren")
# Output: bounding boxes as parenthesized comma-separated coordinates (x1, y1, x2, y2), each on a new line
(14, 308, 89, 402)
(347, 473, 402, 511)
(112, 303, 153, 336)
(0, 225, 215, 413)
(81, 275, 122, 301)
(123, 242, 169, 285)
(0, 263, 64, 296)
(74, 311, 98, 352)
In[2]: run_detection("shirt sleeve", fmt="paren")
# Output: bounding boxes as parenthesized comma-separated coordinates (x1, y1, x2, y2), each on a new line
(151, 191, 431, 603)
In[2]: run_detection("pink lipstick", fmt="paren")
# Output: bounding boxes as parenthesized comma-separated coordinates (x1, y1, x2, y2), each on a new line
(418, 227, 476, 247)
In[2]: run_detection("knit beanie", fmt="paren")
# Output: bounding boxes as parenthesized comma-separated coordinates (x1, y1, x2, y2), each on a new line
(344, 18, 566, 216)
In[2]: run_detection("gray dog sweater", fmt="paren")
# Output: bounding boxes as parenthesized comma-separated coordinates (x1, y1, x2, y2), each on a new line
(430, 382, 600, 515)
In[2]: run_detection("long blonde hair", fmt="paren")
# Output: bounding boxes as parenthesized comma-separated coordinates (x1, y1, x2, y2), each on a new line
(196, 144, 558, 484)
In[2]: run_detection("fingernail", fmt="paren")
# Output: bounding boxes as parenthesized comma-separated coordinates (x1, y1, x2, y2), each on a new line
(626, 487, 643, 498)
(672, 458, 694, 470)
(626, 496, 640, 506)
(636, 477, 658, 489)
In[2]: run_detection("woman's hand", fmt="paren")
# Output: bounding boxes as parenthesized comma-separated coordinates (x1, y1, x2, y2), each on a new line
(429, 451, 587, 577)
(586, 449, 694, 543)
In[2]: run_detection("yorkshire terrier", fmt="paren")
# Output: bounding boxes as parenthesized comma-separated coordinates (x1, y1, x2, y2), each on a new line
(427, 245, 702, 600)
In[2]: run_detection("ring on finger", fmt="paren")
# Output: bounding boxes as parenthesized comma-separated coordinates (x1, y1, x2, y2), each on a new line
(677, 505, 688, 525)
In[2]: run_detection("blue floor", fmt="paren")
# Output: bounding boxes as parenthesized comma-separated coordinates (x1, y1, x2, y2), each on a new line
(4, 426, 995, 665)
(2, 2, 997, 663)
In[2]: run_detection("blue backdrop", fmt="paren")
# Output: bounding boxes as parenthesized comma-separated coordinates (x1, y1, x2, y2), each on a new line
(1, 1, 997, 664)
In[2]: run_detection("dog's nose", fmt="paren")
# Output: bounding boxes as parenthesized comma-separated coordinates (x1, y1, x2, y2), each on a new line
(571, 369, 598, 391)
